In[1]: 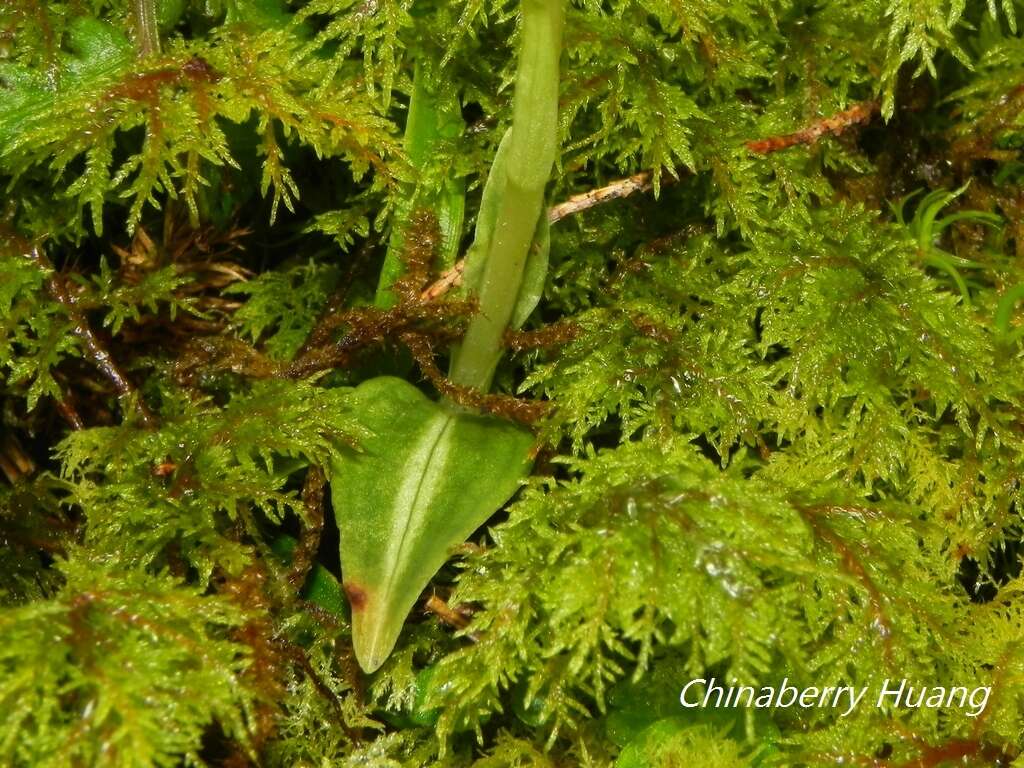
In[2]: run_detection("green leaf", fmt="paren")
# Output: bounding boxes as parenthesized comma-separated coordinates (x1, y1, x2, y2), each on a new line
(510, 209, 551, 331)
(459, 130, 551, 333)
(375, 60, 466, 308)
(0, 17, 132, 153)
(329, 377, 534, 672)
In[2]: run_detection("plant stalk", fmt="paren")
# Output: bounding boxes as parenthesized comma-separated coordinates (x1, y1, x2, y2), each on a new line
(448, 0, 565, 391)
(134, 0, 161, 57)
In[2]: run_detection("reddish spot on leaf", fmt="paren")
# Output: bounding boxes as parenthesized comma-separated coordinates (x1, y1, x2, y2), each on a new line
(344, 582, 368, 611)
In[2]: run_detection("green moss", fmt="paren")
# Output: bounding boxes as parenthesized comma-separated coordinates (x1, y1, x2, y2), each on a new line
(2, 0, 1024, 765)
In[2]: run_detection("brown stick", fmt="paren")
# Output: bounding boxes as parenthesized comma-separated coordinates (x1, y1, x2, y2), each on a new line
(548, 170, 654, 224)
(419, 173, 659, 302)
(52, 397, 85, 431)
(547, 101, 879, 229)
(401, 331, 549, 424)
(746, 99, 879, 154)
(420, 259, 466, 302)
(26, 246, 154, 427)
(52, 373, 85, 430)
(1, 434, 36, 482)
(424, 594, 471, 630)
(0, 433, 35, 484)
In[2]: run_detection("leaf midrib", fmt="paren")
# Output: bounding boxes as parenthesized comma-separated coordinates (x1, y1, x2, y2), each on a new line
(378, 409, 456, 618)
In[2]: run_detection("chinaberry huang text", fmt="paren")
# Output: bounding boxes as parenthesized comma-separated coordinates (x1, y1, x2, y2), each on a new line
(680, 678, 990, 718)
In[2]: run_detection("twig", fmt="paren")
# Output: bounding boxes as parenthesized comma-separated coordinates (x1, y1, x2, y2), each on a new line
(3, 435, 35, 477)
(505, 320, 581, 352)
(548, 170, 654, 224)
(419, 172, 659, 302)
(420, 259, 466, 302)
(299, 235, 380, 355)
(424, 594, 471, 630)
(0, 454, 19, 486)
(746, 99, 880, 154)
(0, 434, 36, 484)
(53, 398, 85, 430)
(26, 246, 154, 427)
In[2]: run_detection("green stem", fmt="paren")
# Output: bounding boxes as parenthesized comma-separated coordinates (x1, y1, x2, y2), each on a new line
(134, 0, 161, 57)
(375, 61, 465, 309)
(448, 0, 565, 391)
(449, 180, 546, 390)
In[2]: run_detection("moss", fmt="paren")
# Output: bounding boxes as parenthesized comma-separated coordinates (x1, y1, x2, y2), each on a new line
(1, 0, 1023, 765)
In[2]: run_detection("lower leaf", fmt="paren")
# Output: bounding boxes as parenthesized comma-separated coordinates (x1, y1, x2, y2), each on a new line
(329, 376, 534, 672)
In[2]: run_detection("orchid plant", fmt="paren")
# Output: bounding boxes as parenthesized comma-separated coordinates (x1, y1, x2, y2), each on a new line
(329, 0, 567, 672)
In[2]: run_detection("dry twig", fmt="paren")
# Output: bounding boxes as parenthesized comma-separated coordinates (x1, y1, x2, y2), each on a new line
(746, 100, 879, 154)
(424, 594, 472, 631)
(548, 170, 654, 223)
